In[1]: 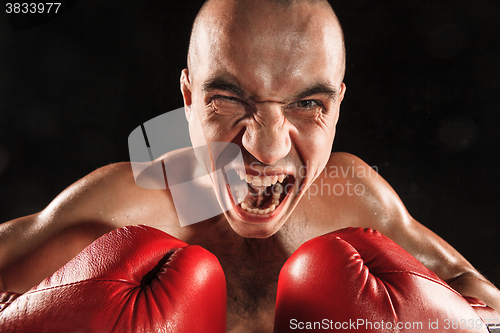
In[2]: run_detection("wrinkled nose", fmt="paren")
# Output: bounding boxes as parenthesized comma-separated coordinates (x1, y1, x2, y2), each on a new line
(241, 103, 291, 164)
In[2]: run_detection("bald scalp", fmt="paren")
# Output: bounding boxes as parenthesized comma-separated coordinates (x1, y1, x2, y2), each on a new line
(187, 0, 346, 83)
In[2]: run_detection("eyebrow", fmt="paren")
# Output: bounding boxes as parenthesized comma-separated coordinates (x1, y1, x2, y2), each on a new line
(202, 77, 245, 98)
(202, 76, 338, 102)
(294, 83, 338, 101)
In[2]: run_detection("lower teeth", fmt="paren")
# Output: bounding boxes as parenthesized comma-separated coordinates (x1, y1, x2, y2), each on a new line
(241, 202, 276, 215)
(239, 186, 284, 215)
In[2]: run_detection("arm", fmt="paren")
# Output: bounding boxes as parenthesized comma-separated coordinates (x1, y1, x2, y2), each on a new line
(0, 213, 114, 293)
(338, 153, 500, 311)
(379, 188, 500, 312)
(0, 163, 141, 293)
(387, 215, 500, 312)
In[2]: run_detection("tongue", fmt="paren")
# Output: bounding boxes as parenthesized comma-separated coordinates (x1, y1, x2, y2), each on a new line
(247, 184, 272, 208)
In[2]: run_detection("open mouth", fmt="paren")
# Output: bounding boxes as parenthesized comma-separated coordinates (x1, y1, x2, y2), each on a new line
(224, 169, 296, 217)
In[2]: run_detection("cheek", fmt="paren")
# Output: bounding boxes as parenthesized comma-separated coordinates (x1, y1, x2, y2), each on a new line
(188, 119, 206, 148)
(293, 122, 336, 175)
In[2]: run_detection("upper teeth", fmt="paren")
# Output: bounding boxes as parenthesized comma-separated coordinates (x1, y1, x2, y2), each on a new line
(236, 171, 287, 186)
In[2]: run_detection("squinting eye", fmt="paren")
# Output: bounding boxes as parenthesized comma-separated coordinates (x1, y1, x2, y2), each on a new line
(215, 95, 240, 103)
(209, 95, 247, 115)
(292, 100, 320, 108)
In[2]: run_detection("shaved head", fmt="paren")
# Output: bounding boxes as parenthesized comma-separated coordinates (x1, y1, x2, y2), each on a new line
(187, 0, 346, 85)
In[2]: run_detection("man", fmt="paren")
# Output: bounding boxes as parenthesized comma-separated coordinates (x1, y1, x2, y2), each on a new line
(0, 0, 499, 331)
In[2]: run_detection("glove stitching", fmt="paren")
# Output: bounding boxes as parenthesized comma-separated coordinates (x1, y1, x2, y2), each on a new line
(376, 271, 463, 296)
(23, 279, 139, 295)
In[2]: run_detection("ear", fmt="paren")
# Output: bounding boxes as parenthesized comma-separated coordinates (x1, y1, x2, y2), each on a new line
(180, 68, 192, 121)
(332, 83, 346, 125)
(338, 83, 346, 103)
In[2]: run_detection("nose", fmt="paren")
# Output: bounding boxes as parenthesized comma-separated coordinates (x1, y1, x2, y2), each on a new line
(241, 102, 291, 164)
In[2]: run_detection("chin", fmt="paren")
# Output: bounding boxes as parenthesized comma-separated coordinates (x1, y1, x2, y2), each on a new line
(223, 209, 289, 238)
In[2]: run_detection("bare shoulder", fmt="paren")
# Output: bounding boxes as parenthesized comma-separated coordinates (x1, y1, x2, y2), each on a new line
(0, 161, 180, 292)
(314, 152, 414, 234)
(44, 161, 180, 229)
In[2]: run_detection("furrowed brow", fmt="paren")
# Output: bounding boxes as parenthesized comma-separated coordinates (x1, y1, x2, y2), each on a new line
(294, 83, 338, 101)
(202, 77, 245, 98)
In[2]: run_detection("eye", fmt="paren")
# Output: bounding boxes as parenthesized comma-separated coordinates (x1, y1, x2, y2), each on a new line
(290, 100, 322, 109)
(208, 94, 247, 115)
(214, 95, 241, 104)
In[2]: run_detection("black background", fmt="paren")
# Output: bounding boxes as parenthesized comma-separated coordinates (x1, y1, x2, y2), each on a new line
(0, 1, 499, 284)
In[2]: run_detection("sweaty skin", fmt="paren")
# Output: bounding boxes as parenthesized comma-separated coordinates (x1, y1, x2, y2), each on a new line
(1, 0, 499, 332)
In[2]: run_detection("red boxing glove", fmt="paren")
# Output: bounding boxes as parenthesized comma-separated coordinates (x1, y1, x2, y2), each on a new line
(0, 225, 227, 333)
(274, 227, 491, 332)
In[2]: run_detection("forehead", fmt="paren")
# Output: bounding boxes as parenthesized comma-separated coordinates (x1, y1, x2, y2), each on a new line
(192, 1, 343, 100)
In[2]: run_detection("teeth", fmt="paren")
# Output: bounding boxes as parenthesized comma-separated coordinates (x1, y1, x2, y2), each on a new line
(239, 202, 277, 214)
(238, 172, 288, 187)
(251, 178, 262, 186)
(263, 176, 272, 186)
(274, 183, 283, 193)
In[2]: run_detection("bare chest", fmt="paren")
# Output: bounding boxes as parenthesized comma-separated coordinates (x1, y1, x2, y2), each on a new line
(226, 255, 283, 331)
(198, 233, 292, 333)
